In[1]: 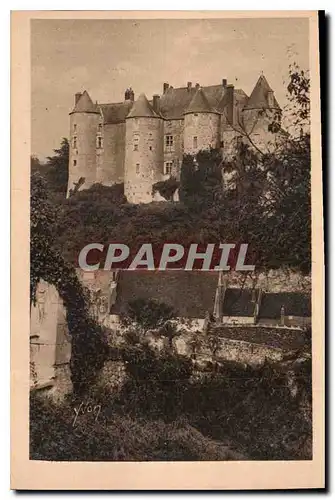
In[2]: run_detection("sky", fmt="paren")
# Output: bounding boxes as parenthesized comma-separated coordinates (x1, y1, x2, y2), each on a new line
(31, 17, 309, 160)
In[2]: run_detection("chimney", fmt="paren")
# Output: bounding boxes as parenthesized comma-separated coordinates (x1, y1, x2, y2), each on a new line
(225, 84, 234, 126)
(222, 78, 227, 88)
(163, 82, 169, 94)
(153, 94, 160, 112)
(75, 92, 82, 105)
(187, 81, 192, 92)
(195, 83, 200, 90)
(125, 87, 135, 102)
(267, 90, 274, 108)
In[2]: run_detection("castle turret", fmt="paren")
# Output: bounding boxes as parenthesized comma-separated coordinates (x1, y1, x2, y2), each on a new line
(124, 93, 163, 203)
(67, 90, 100, 197)
(242, 75, 280, 134)
(183, 88, 220, 155)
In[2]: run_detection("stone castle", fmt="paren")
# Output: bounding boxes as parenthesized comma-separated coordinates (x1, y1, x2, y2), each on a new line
(67, 75, 282, 203)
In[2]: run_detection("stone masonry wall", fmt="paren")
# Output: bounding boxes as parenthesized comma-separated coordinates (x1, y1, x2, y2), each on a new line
(184, 112, 221, 155)
(124, 116, 164, 203)
(97, 122, 126, 185)
(68, 111, 100, 196)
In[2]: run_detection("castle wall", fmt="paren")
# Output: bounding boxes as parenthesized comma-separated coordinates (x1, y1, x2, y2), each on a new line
(124, 116, 164, 203)
(30, 280, 72, 401)
(68, 112, 99, 196)
(96, 123, 126, 185)
(242, 109, 283, 154)
(184, 112, 221, 155)
(163, 119, 184, 179)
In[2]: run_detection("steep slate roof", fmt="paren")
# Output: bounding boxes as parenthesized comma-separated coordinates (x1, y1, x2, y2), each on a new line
(96, 85, 249, 123)
(71, 90, 99, 114)
(244, 75, 280, 110)
(259, 292, 311, 319)
(126, 93, 159, 119)
(184, 87, 216, 114)
(111, 270, 219, 318)
(99, 101, 133, 124)
(222, 288, 259, 317)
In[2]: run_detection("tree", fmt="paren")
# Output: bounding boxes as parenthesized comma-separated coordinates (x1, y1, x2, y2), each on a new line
(152, 177, 179, 201)
(123, 298, 174, 330)
(179, 148, 223, 210)
(45, 137, 69, 196)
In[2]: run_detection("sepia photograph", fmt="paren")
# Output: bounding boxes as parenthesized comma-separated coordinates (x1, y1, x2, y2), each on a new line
(11, 10, 324, 490)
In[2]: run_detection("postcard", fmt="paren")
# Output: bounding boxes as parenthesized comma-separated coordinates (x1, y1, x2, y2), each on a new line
(11, 10, 324, 490)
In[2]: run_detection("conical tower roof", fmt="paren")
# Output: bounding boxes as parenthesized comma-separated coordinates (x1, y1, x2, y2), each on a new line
(184, 87, 216, 114)
(71, 90, 99, 114)
(126, 93, 159, 118)
(244, 75, 280, 110)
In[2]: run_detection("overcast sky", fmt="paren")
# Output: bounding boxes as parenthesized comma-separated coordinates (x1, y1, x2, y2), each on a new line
(31, 17, 309, 160)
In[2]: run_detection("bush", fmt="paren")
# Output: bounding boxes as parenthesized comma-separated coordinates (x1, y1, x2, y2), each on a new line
(120, 344, 192, 420)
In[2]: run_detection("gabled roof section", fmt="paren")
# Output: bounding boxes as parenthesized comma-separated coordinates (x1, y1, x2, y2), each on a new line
(71, 90, 99, 114)
(126, 93, 159, 119)
(244, 75, 280, 110)
(110, 270, 219, 318)
(99, 101, 133, 124)
(184, 87, 216, 115)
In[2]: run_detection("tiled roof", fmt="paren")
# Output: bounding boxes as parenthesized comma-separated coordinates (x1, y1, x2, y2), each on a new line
(126, 93, 159, 119)
(98, 84, 248, 123)
(100, 101, 133, 124)
(184, 87, 216, 114)
(244, 75, 280, 110)
(259, 292, 311, 319)
(71, 90, 99, 114)
(111, 270, 219, 318)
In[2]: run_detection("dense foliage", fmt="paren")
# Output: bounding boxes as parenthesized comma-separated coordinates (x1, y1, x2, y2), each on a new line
(30, 173, 108, 394)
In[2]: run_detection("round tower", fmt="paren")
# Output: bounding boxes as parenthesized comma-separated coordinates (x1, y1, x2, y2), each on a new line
(124, 93, 163, 204)
(242, 75, 281, 136)
(183, 88, 220, 155)
(67, 90, 100, 197)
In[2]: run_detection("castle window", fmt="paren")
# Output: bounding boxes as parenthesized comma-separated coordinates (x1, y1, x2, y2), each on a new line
(149, 146, 152, 151)
(73, 160, 77, 166)
(97, 137, 103, 149)
(164, 161, 173, 176)
(73, 137, 77, 149)
(194, 113, 198, 117)
(134, 144, 138, 151)
(165, 135, 173, 148)
(98, 123, 102, 130)
(73, 124, 77, 132)
(220, 140, 224, 148)
(136, 163, 140, 174)
(193, 136, 198, 149)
